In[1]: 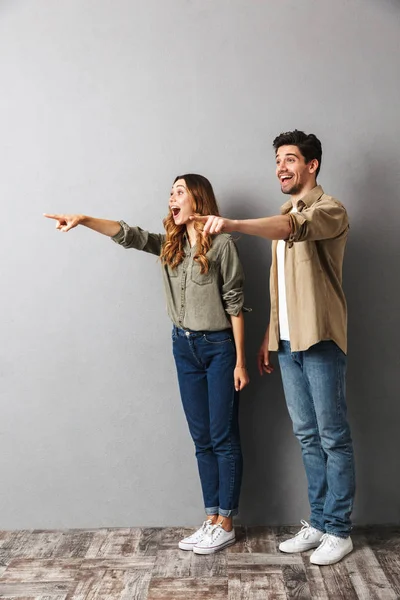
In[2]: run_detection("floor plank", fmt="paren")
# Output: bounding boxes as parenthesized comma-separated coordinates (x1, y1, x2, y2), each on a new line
(300, 559, 330, 600)
(90, 529, 141, 558)
(152, 549, 192, 577)
(228, 552, 303, 574)
(147, 576, 228, 599)
(321, 561, 358, 600)
(51, 532, 95, 559)
(281, 563, 311, 599)
(136, 529, 163, 556)
(190, 550, 227, 577)
(228, 573, 287, 600)
(0, 558, 83, 582)
(64, 571, 106, 600)
(0, 581, 73, 596)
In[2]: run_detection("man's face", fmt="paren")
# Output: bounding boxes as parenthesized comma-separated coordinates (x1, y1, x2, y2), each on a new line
(275, 145, 318, 196)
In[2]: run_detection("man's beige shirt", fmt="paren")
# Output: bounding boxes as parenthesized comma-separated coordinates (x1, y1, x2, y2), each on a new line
(269, 185, 349, 354)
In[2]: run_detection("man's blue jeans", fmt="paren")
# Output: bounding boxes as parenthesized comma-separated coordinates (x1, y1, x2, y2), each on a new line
(278, 340, 355, 538)
(172, 326, 242, 517)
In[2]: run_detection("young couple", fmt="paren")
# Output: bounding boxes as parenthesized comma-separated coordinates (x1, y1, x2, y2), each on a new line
(45, 130, 355, 566)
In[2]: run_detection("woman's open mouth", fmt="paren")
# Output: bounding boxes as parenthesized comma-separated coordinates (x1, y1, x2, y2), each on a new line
(171, 206, 181, 218)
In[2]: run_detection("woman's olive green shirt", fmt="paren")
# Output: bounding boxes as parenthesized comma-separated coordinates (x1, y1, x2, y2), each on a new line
(112, 221, 244, 331)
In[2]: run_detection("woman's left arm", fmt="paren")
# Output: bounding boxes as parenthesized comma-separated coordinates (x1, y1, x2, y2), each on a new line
(219, 237, 249, 392)
(231, 311, 249, 392)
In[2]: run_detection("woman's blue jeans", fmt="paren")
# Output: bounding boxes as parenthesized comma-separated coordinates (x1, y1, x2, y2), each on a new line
(278, 340, 356, 538)
(172, 326, 242, 517)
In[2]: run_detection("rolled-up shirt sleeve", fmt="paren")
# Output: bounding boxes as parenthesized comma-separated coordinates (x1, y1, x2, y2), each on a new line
(219, 238, 244, 317)
(288, 199, 349, 243)
(111, 220, 165, 255)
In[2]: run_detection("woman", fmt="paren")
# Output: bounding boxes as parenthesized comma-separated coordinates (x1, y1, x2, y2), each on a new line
(44, 173, 249, 554)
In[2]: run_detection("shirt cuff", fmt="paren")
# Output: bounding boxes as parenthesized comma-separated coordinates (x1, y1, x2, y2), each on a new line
(111, 220, 128, 244)
(288, 212, 307, 243)
(223, 290, 244, 317)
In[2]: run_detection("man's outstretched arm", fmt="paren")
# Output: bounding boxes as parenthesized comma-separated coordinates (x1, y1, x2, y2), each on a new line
(191, 214, 291, 241)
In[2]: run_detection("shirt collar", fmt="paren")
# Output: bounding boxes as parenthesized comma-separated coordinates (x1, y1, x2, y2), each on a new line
(280, 184, 324, 214)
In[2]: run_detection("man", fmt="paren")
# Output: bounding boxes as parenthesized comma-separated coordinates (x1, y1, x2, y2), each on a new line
(193, 130, 355, 565)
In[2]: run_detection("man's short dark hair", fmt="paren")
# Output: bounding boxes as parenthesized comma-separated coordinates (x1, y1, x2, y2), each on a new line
(273, 130, 322, 177)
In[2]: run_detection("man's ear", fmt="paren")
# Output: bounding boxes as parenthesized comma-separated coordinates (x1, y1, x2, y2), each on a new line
(308, 158, 319, 174)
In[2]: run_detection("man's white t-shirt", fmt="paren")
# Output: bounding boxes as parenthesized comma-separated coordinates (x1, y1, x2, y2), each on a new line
(277, 206, 297, 341)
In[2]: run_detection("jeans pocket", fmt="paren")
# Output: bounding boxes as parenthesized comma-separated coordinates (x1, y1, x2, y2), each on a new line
(203, 330, 233, 344)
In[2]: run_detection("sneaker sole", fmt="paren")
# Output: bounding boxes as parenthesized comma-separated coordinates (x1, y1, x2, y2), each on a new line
(310, 545, 353, 565)
(193, 537, 236, 555)
(178, 541, 197, 551)
(279, 541, 322, 553)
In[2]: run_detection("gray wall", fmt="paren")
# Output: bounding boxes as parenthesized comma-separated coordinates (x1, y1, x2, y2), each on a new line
(1, 0, 399, 529)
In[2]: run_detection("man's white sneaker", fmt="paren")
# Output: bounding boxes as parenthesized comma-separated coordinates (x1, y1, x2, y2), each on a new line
(279, 520, 324, 553)
(310, 533, 353, 565)
(178, 519, 213, 551)
(193, 523, 235, 554)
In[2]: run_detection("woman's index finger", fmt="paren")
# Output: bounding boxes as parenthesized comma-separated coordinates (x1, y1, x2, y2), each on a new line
(43, 213, 60, 220)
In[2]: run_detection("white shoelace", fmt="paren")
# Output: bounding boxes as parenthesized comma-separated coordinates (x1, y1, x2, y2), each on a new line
(207, 523, 225, 541)
(188, 519, 212, 541)
(295, 519, 314, 539)
(317, 533, 341, 549)
(199, 519, 213, 535)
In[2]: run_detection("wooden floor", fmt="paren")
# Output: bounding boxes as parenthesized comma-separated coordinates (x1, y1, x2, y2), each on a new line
(0, 526, 399, 599)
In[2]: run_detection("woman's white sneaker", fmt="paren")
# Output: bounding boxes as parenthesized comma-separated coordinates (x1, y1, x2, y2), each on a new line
(310, 533, 353, 565)
(178, 519, 213, 551)
(279, 520, 324, 553)
(193, 523, 235, 554)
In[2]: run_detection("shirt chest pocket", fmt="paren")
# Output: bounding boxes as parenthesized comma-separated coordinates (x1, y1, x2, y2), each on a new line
(294, 241, 315, 263)
(190, 261, 214, 285)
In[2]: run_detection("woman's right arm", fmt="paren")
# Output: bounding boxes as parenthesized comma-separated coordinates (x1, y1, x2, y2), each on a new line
(44, 214, 121, 237)
(44, 214, 165, 255)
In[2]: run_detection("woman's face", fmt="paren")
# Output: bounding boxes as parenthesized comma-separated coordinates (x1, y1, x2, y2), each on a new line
(169, 179, 195, 225)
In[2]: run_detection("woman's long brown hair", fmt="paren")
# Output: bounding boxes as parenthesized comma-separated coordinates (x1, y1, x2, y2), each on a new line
(161, 174, 220, 274)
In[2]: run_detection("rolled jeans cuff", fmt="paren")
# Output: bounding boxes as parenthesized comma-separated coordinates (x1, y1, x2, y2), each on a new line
(325, 529, 352, 539)
(205, 506, 219, 516)
(205, 507, 238, 517)
(220, 507, 238, 517)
